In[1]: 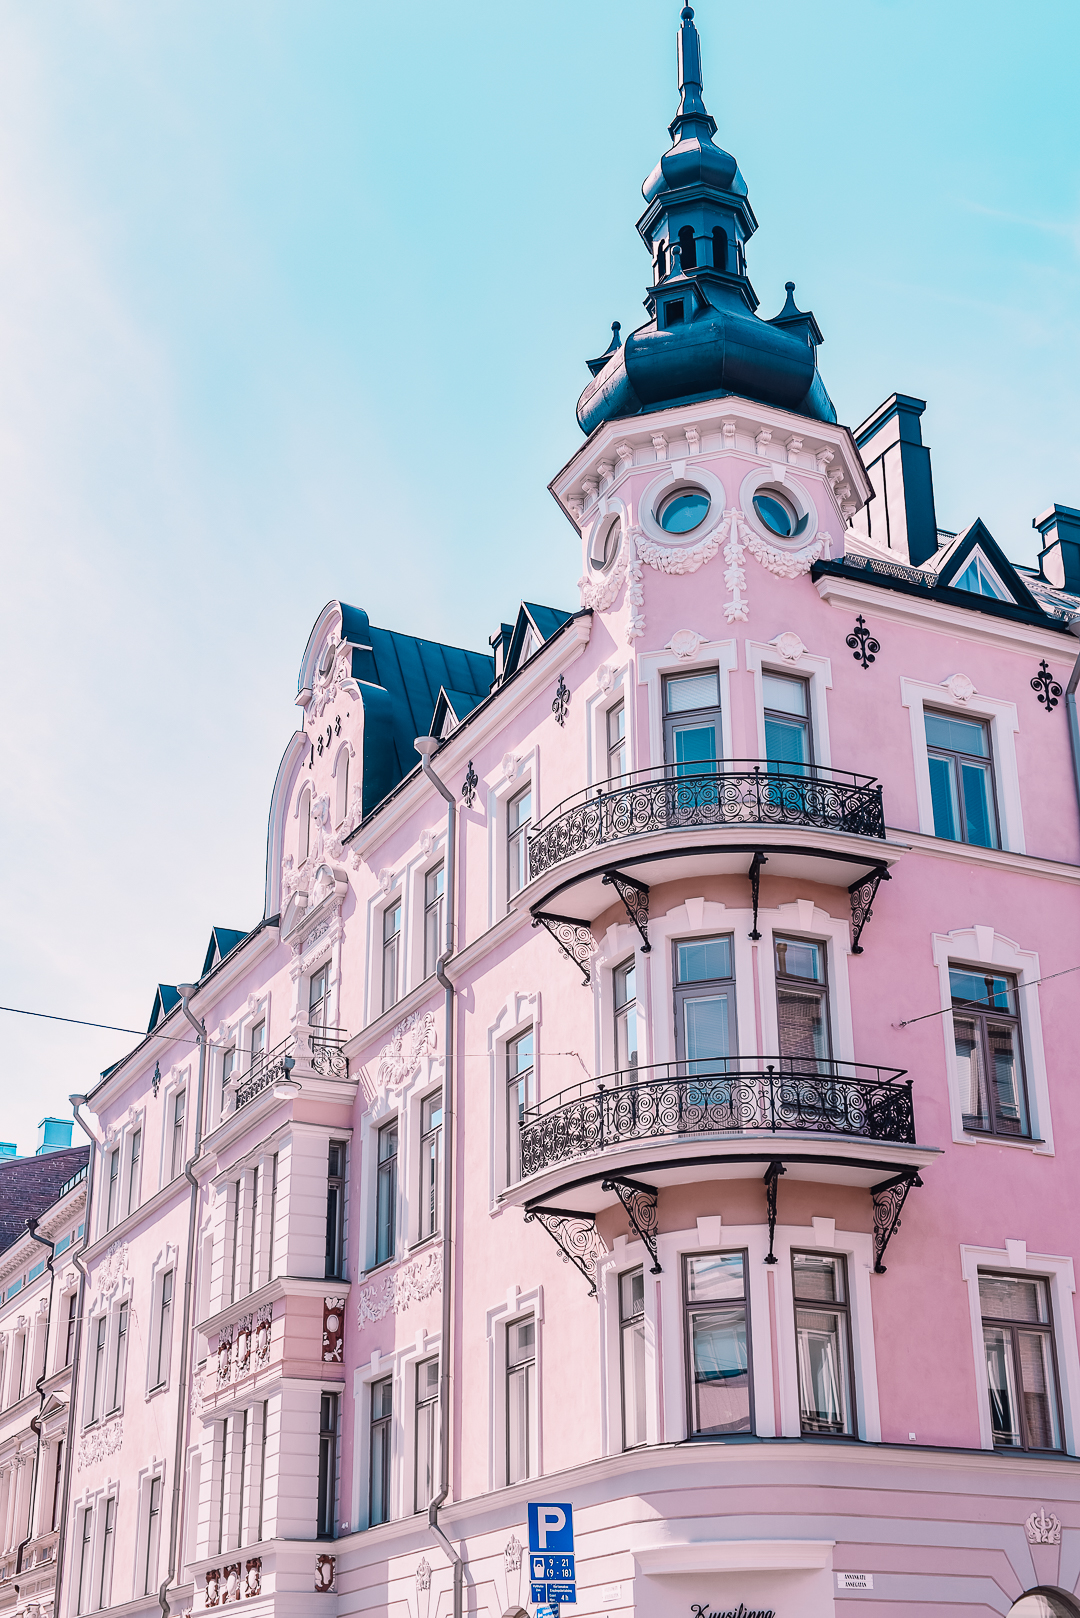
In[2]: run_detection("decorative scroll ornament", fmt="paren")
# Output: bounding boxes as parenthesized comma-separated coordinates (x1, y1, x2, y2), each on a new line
(871, 1169, 922, 1272)
(849, 866, 890, 954)
(308, 639, 359, 720)
(461, 761, 479, 807)
(205, 1570, 221, 1608)
(1025, 1507, 1062, 1545)
(552, 672, 571, 727)
(504, 1536, 524, 1574)
(322, 1297, 345, 1363)
(602, 1176, 661, 1273)
(577, 551, 628, 613)
(222, 1563, 242, 1604)
(531, 912, 596, 986)
(524, 1206, 608, 1296)
(77, 1418, 123, 1470)
(745, 527, 827, 578)
(1031, 659, 1062, 714)
(602, 870, 650, 952)
(416, 1558, 432, 1592)
(314, 1555, 335, 1594)
(846, 614, 881, 669)
(763, 1160, 786, 1263)
(377, 1010, 437, 1095)
(356, 1248, 441, 1327)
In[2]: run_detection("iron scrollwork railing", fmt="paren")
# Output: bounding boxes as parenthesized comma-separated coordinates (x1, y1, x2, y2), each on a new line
(527, 760, 886, 880)
(234, 1036, 295, 1110)
(518, 1056, 914, 1178)
(309, 1027, 349, 1078)
(234, 1026, 350, 1110)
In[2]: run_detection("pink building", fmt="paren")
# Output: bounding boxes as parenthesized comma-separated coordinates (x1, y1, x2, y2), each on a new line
(58, 9, 1080, 1618)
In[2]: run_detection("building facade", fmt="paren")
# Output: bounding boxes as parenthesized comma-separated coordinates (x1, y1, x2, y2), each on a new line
(57, 9, 1080, 1618)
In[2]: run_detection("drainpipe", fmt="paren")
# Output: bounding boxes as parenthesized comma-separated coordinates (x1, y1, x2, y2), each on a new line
(15, 1216, 57, 1585)
(56, 1099, 98, 1618)
(1065, 620, 1080, 821)
(157, 986, 208, 1618)
(414, 737, 462, 1618)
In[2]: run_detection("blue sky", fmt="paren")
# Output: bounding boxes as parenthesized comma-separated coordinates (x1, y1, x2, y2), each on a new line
(1, 0, 1077, 1152)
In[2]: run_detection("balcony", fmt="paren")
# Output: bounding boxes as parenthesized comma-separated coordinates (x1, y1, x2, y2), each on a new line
(528, 760, 885, 882)
(233, 1027, 349, 1111)
(520, 1056, 913, 1178)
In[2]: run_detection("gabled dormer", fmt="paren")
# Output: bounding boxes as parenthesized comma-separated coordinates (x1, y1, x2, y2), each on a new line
(429, 686, 488, 741)
(932, 519, 1042, 613)
(147, 983, 180, 1034)
(501, 603, 574, 682)
(200, 927, 247, 978)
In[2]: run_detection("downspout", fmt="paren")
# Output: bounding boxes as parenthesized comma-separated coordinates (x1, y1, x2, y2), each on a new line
(158, 988, 209, 1618)
(1065, 619, 1080, 820)
(414, 738, 462, 1618)
(56, 1099, 98, 1618)
(15, 1216, 56, 1583)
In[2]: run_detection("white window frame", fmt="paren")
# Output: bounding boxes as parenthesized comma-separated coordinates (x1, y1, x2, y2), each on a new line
(485, 992, 540, 1204)
(592, 921, 648, 1078)
(900, 677, 1024, 853)
(131, 1460, 166, 1598)
(931, 926, 1053, 1153)
(331, 740, 355, 828)
(485, 1285, 543, 1492)
(146, 1249, 179, 1396)
(596, 1237, 661, 1455)
(351, 1356, 402, 1531)
(960, 1243, 1079, 1455)
(486, 749, 538, 926)
(584, 662, 635, 788)
(158, 1070, 191, 1191)
(637, 639, 739, 772)
(745, 638, 833, 767)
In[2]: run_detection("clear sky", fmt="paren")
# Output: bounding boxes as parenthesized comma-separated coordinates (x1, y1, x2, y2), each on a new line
(1, 0, 1078, 1154)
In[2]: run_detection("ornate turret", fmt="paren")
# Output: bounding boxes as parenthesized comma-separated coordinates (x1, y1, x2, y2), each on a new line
(576, 5, 835, 434)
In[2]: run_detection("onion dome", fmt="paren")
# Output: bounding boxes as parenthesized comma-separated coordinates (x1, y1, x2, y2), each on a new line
(576, 5, 836, 434)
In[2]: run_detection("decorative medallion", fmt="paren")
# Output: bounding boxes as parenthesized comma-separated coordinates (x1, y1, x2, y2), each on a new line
(845, 615, 881, 670)
(552, 673, 571, 727)
(667, 629, 705, 660)
(1026, 1507, 1061, 1545)
(772, 631, 806, 662)
(204, 1570, 221, 1608)
(595, 664, 614, 693)
(253, 1305, 273, 1367)
(222, 1563, 242, 1603)
(1031, 659, 1062, 714)
(461, 761, 478, 807)
(244, 1560, 262, 1598)
(314, 1555, 335, 1594)
(376, 1009, 437, 1095)
(941, 672, 976, 704)
(503, 1536, 523, 1574)
(322, 1296, 345, 1363)
(416, 1559, 432, 1592)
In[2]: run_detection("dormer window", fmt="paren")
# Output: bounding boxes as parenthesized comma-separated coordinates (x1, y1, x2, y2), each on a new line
(954, 553, 1011, 601)
(664, 299, 685, 328)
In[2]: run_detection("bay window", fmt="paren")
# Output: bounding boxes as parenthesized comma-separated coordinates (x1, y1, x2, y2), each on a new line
(684, 1251, 750, 1436)
(792, 1251, 854, 1436)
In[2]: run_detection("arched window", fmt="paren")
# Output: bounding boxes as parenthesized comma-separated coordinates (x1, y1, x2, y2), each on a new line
(298, 786, 311, 861)
(334, 751, 350, 828)
(678, 226, 697, 270)
(656, 241, 667, 281)
(1007, 1593, 1080, 1618)
(712, 226, 728, 271)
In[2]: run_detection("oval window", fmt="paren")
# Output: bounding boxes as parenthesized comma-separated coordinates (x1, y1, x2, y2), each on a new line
(753, 489, 809, 539)
(658, 488, 711, 535)
(590, 518, 621, 572)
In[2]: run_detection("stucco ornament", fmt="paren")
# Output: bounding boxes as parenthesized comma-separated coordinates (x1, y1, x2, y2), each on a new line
(667, 629, 706, 660)
(356, 1248, 442, 1327)
(314, 1554, 335, 1594)
(92, 1241, 128, 1302)
(595, 664, 614, 693)
(376, 1010, 437, 1096)
(577, 543, 628, 613)
(307, 638, 359, 721)
(77, 1418, 122, 1470)
(745, 527, 827, 577)
(942, 672, 977, 704)
(772, 631, 806, 662)
(721, 510, 750, 623)
(637, 521, 722, 576)
(1025, 1506, 1061, 1544)
(244, 1560, 262, 1598)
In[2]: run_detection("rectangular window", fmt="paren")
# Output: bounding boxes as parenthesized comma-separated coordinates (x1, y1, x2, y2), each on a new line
(620, 1268, 647, 1450)
(424, 865, 445, 979)
(951, 967, 1029, 1137)
(382, 901, 402, 1012)
(89, 1316, 107, 1423)
(684, 1251, 751, 1436)
(98, 1494, 116, 1609)
(107, 1302, 128, 1415)
(50, 1439, 64, 1531)
(663, 669, 720, 776)
(64, 1294, 77, 1368)
(506, 1029, 535, 1185)
(614, 959, 638, 1078)
(419, 1092, 442, 1241)
(76, 1506, 93, 1615)
(309, 965, 329, 1029)
(221, 1048, 237, 1110)
(507, 786, 532, 901)
(152, 1271, 173, 1390)
(506, 1317, 535, 1484)
(106, 1149, 120, 1232)
(230, 1178, 242, 1304)
(268, 1155, 278, 1283)
(326, 1141, 346, 1279)
(248, 1165, 260, 1294)
(606, 701, 627, 782)
(169, 1090, 186, 1181)
(375, 1121, 398, 1266)
(250, 1020, 267, 1066)
(369, 1377, 392, 1526)
(980, 1272, 1062, 1451)
(774, 936, 831, 1071)
(674, 935, 735, 1074)
(414, 1357, 440, 1512)
(792, 1252, 854, 1436)
(142, 1475, 162, 1595)
(127, 1128, 142, 1217)
(763, 672, 812, 773)
(317, 1392, 338, 1538)
(925, 710, 999, 848)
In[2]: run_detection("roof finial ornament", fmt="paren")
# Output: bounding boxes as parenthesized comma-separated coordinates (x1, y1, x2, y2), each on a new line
(672, 0, 713, 135)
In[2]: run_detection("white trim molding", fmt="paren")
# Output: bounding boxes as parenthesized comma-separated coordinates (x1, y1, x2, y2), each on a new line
(900, 675, 1025, 853)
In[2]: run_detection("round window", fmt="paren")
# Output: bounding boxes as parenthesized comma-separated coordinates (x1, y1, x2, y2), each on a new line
(590, 518, 621, 572)
(658, 488, 711, 535)
(753, 488, 808, 539)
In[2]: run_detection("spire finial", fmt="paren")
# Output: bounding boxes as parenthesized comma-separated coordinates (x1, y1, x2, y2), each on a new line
(671, 1, 715, 138)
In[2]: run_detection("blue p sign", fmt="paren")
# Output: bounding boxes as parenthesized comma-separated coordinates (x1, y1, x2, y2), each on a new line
(528, 1502, 574, 1554)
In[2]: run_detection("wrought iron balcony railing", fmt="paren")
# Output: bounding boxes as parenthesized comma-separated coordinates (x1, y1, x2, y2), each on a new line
(233, 1027, 349, 1110)
(527, 760, 885, 881)
(518, 1056, 913, 1178)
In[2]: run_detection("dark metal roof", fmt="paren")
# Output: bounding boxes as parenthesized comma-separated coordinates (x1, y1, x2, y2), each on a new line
(0, 1146, 89, 1258)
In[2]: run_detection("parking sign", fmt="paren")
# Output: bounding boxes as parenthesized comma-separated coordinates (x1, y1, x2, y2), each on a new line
(528, 1502, 575, 1555)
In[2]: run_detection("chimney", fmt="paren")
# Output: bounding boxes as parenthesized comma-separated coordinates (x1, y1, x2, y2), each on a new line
(1034, 504, 1080, 594)
(851, 394, 939, 567)
(0, 1144, 16, 1162)
(36, 1117, 73, 1155)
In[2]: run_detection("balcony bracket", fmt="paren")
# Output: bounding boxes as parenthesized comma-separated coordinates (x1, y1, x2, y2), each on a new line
(748, 852, 768, 940)
(602, 1176, 662, 1274)
(531, 911, 595, 986)
(849, 865, 890, 954)
(764, 1159, 786, 1263)
(602, 870, 651, 953)
(523, 1205, 607, 1298)
(871, 1169, 922, 1273)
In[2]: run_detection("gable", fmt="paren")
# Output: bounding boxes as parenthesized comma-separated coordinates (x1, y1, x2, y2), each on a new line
(933, 520, 1042, 613)
(504, 603, 574, 678)
(147, 983, 180, 1033)
(200, 927, 247, 978)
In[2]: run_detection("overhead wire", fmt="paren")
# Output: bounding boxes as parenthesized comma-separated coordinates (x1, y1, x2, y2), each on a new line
(894, 963, 1080, 1027)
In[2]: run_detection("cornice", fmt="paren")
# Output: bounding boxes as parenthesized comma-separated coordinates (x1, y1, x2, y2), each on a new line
(890, 828, 1080, 882)
(80, 1177, 187, 1270)
(815, 570, 1078, 659)
(196, 1275, 350, 1340)
(0, 1181, 86, 1291)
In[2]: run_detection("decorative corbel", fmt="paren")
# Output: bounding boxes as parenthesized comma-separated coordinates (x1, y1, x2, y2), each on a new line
(530, 912, 595, 986)
(871, 1169, 922, 1273)
(601, 870, 650, 952)
(523, 1207, 607, 1297)
(602, 1176, 661, 1273)
(849, 865, 890, 954)
(764, 1160, 786, 1263)
(748, 852, 768, 940)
